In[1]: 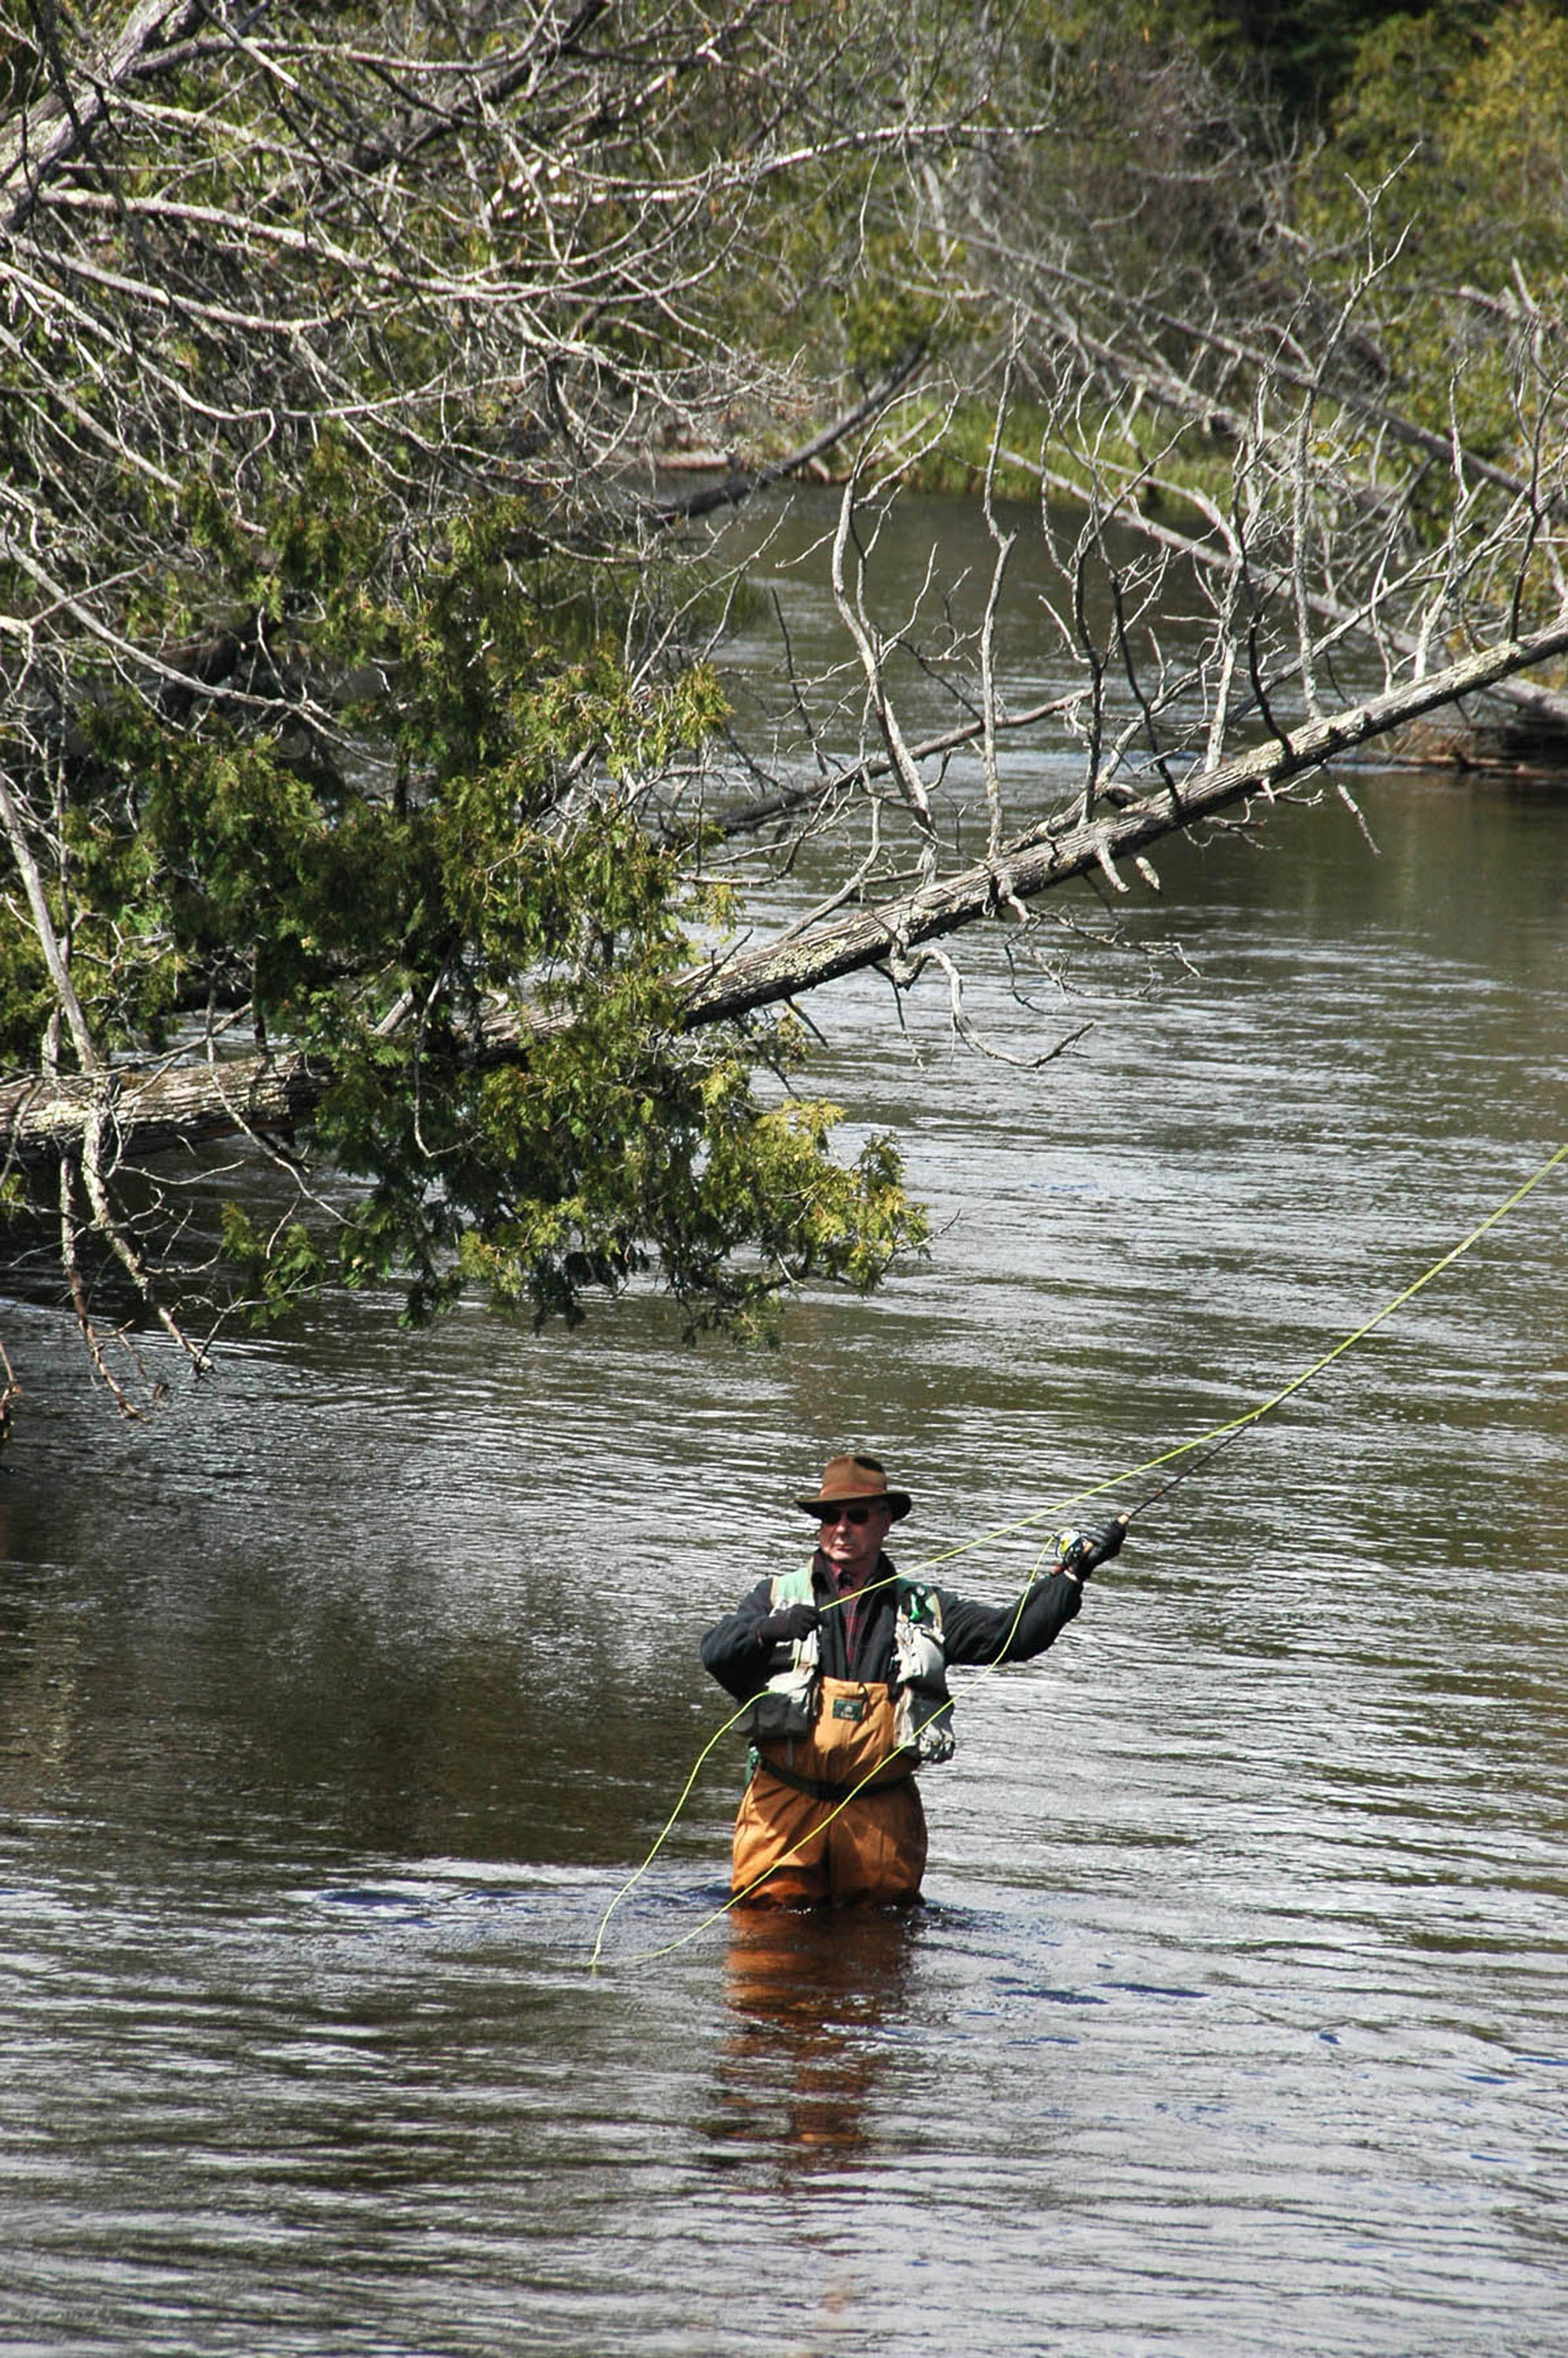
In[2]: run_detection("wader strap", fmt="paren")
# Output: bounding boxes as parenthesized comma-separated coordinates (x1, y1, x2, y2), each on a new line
(752, 1753, 913, 1805)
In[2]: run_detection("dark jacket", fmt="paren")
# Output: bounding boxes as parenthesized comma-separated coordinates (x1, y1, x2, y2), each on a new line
(700, 1549, 1083, 1702)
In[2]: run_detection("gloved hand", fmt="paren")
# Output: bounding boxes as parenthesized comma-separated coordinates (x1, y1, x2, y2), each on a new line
(1055, 1515, 1129, 1580)
(755, 1602, 821, 1647)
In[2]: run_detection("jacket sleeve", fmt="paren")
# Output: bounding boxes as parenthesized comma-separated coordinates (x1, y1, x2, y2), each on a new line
(935, 1568, 1084, 1668)
(700, 1575, 779, 1702)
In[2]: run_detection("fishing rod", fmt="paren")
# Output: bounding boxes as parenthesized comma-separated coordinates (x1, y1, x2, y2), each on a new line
(894, 1136, 1568, 1589)
(592, 1139, 1566, 1968)
(1100, 1134, 1568, 1542)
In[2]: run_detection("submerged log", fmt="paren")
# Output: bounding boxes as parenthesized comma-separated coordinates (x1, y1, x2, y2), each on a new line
(1390, 714, 1568, 779)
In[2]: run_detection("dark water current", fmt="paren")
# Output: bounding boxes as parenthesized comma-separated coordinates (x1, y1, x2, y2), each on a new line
(2, 494, 1566, 2355)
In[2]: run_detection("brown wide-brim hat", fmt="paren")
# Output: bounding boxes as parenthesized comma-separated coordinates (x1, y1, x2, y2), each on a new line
(795, 1452, 912, 1522)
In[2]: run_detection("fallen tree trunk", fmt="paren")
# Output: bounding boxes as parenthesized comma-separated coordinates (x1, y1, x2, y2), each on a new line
(6, 615, 1566, 1166)
(674, 613, 1568, 1018)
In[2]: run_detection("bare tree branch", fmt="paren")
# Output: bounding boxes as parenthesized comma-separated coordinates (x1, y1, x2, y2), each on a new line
(0, 0, 204, 232)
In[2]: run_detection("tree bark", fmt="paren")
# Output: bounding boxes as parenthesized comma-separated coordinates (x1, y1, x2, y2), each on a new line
(0, 0, 204, 233)
(5, 617, 1566, 1166)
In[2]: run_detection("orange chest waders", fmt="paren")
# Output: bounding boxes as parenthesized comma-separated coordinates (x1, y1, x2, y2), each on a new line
(732, 1677, 929, 1906)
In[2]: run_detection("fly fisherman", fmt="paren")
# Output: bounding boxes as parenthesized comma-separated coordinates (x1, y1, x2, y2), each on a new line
(700, 1452, 1126, 1908)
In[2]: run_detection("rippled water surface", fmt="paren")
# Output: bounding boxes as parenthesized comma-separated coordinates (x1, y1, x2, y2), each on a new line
(2, 498, 1566, 2355)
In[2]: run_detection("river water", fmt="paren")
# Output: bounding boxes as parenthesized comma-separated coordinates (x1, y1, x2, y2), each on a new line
(2, 492, 1566, 2356)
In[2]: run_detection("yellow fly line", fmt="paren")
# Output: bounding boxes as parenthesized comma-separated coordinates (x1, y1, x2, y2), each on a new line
(590, 1139, 1567, 1971)
(907, 1137, 1568, 1574)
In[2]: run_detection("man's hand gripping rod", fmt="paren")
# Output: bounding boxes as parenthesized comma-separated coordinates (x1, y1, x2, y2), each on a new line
(1051, 1513, 1131, 1580)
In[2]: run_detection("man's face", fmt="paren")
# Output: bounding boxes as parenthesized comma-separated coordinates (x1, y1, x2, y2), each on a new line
(817, 1500, 894, 1586)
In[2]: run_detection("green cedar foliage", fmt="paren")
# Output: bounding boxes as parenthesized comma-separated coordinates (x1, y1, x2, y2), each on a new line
(1296, 2, 1568, 486)
(1177, 0, 1444, 120)
(0, 1, 931, 1357)
(1304, 2, 1568, 286)
(20, 465, 926, 1339)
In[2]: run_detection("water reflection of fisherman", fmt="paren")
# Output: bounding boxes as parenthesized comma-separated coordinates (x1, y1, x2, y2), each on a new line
(715, 1906, 916, 2177)
(700, 1452, 1125, 1907)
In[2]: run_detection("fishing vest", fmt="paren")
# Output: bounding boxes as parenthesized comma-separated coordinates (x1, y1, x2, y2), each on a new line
(736, 1563, 956, 1766)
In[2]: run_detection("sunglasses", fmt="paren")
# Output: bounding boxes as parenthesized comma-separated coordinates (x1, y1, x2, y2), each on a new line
(818, 1504, 876, 1526)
